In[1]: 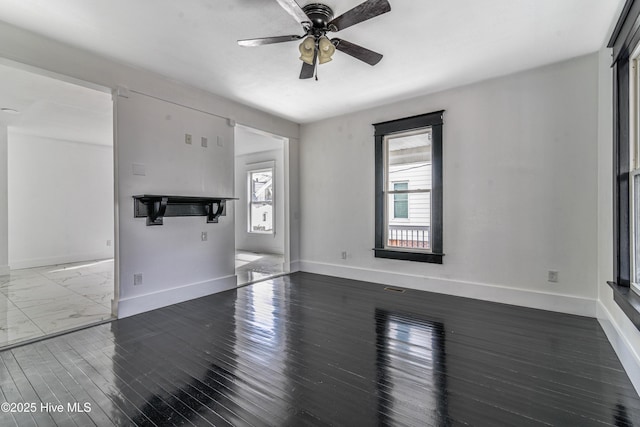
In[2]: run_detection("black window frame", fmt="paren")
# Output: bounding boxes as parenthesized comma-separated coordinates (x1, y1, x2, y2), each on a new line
(608, 0, 640, 330)
(373, 110, 445, 264)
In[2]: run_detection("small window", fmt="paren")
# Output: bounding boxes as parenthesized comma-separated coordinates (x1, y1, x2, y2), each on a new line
(393, 182, 409, 219)
(374, 111, 444, 264)
(248, 168, 274, 234)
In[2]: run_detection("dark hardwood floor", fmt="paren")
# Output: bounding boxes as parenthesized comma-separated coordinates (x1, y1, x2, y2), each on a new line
(0, 271, 639, 426)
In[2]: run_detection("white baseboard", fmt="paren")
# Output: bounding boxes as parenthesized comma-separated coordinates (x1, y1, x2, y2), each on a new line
(597, 301, 640, 395)
(0, 265, 8, 276)
(117, 274, 237, 318)
(298, 260, 597, 317)
(10, 252, 114, 270)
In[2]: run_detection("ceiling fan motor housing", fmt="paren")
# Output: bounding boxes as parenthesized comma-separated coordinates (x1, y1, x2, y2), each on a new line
(302, 3, 334, 30)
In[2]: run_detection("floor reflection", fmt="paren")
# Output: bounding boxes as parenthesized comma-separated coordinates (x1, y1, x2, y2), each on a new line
(375, 309, 449, 426)
(110, 290, 243, 426)
(128, 363, 237, 426)
(0, 259, 114, 348)
(11, 272, 630, 426)
(614, 401, 634, 427)
(235, 251, 284, 285)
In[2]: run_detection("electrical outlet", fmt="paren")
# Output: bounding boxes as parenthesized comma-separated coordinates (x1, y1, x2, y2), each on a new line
(217, 136, 224, 147)
(548, 270, 559, 283)
(106, 240, 112, 247)
(341, 251, 347, 260)
(201, 137, 208, 148)
(201, 232, 207, 241)
(185, 133, 192, 145)
(133, 273, 143, 286)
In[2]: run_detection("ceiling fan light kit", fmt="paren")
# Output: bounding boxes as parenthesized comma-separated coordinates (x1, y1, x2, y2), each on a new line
(299, 36, 316, 64)
(238, 0, 391, 79)
(317, 36, 335, 64)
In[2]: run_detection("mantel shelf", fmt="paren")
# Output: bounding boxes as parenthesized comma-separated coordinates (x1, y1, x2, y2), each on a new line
(133, 195, 238, 226)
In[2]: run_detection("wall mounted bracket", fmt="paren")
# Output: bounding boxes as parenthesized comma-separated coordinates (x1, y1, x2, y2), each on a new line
(133, 195, 237, 226)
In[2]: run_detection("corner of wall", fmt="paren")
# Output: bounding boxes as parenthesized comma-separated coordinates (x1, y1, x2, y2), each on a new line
(597, 301, 640, 395)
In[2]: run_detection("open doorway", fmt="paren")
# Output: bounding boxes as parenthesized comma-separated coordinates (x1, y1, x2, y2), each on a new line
(234, 125, 288, 285)
(0, 62, 114, 347)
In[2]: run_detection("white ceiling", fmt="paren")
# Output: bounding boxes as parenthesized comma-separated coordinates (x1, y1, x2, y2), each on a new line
(0, 0, 624, 124)
(0, 63, 112, 145)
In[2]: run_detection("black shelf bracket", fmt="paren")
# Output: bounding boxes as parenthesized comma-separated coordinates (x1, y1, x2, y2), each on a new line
(133, 195, 237, 226)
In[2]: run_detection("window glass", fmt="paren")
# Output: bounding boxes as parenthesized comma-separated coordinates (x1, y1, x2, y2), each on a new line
(386, 130, 432, 251)
(634, 173, 640, 286)
(393, 182, 409, 219)
(249, 169, 273, 233)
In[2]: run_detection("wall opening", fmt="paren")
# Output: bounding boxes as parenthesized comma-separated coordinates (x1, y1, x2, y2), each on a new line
(0, 61, 115, 347)
(234, 125, 289, 285)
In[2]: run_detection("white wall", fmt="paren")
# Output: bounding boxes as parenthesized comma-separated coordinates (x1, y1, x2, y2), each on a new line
(0, 126, 7, 274)
(8, 132, 113, 268)
(116, 91, 237, 316)
(0, 20, 300, 316)
(299, 54, 599, 315)
(235, 145, 285, 255)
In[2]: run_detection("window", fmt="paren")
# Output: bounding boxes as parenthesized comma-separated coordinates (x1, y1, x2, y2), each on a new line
(248, 167, 274, 234)
(374, 111, 444, 264)
(393, 182, 409, 219)
(609, 0, 640, 325)
(607, 0, 640, 329)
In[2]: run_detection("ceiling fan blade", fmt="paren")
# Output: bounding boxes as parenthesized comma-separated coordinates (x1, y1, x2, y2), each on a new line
(238, 35, 302, 47)
(299, 50, 317, 79)
(333, 38, 383, 66)
(275, 0, 309, 25)
(328, 0, 391, 32)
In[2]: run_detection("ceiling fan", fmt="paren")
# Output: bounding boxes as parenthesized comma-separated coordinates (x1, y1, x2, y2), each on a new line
(238, 0, 391, 79)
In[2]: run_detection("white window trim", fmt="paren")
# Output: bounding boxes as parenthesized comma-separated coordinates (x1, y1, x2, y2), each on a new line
(631, 169, 640, 295)
(383, 129, 432, 253)
(247, 160, 275, 235)
(630, 46, 640, 295)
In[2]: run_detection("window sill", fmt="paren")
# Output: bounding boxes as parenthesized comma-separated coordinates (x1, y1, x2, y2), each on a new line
(608, 281, 640, 331)
(374, 248, 443, 264)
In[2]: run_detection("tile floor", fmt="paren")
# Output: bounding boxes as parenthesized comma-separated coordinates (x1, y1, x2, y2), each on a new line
(0, 259, 114, 348)
(235, 250, 285, 285)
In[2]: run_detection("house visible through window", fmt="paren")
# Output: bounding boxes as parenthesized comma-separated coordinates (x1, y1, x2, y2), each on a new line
(393, 182, 409, 219)
(374, 111, 444, 264)
(248, 168, 274, 234)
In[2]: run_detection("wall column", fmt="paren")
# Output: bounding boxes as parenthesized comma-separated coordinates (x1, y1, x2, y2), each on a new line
(0, 126, 8, 274)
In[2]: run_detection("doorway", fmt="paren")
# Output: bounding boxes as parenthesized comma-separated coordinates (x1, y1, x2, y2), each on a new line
(234, 125, 288, 285)
(0, 62, 115, 347)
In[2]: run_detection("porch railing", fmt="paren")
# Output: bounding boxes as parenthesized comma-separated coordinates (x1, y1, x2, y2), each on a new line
(388, 225, 430, 250)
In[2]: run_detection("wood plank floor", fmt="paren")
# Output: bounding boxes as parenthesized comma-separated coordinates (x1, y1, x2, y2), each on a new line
(0, 271, 638, 426)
